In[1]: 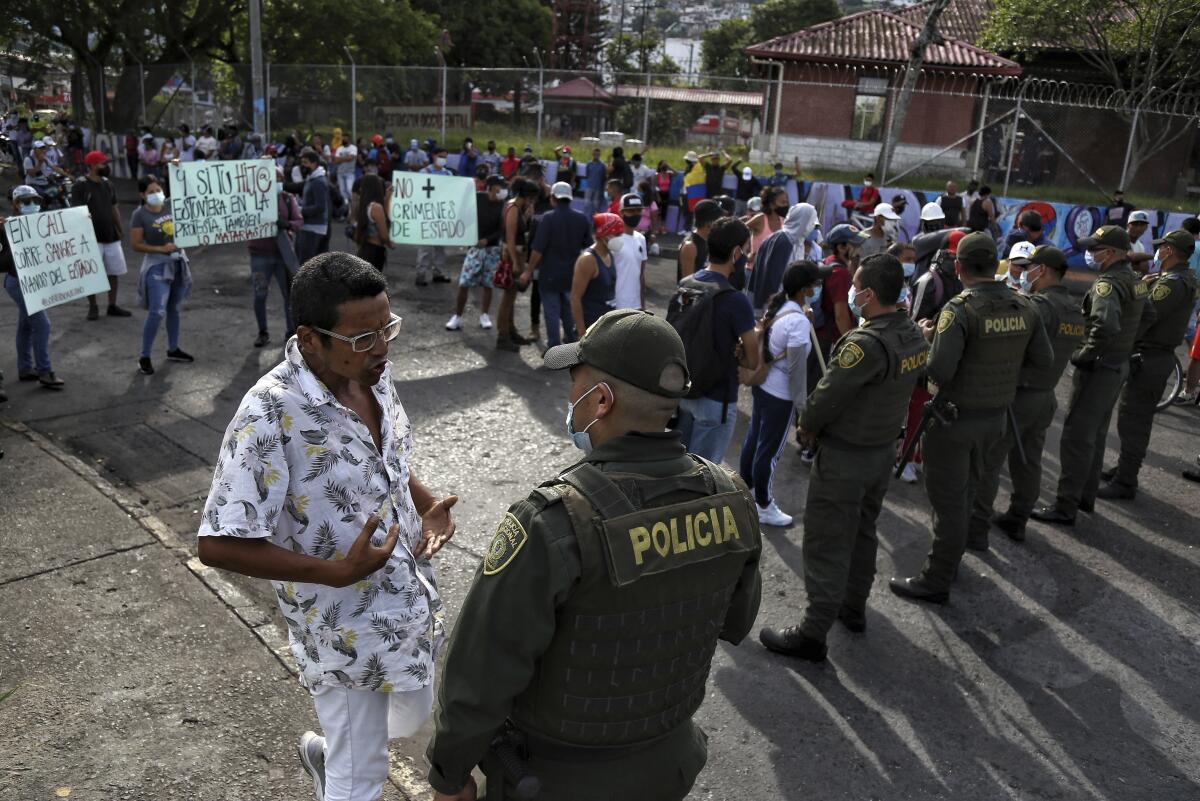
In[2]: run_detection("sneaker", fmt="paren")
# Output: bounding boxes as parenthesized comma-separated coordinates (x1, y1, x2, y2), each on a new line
(899, 462, 919, 484)
(415, 278, 430, 287)
(106, 305, 132, 317)
(799, 449, 815, 465)
(1174, 391, 1197, 405)
(138, 357, 155, 375)
(649, 242, 661, 256)
(297, 731, 326, 801)
(757, 501, 793, 527)
(479, 313, 493, 330)
(37, 372, 65, 390)
(0, 387, 7, 403)
(253, 331, 270, 348)
(86, 305, 99, 321)
(167, 348, 195, 363)
(495, 337, 520, 352)
(445, 314, 463, 331)
(432, 274, 452, 284)
(18, 371, 39, 382)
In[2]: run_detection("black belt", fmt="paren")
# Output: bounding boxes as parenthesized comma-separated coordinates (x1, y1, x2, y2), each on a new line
(516, 725, 675, 763)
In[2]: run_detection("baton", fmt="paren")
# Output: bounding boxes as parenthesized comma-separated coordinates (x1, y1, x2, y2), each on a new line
(1007, 405, 1027, 466)
(895, 397, 958, 479)
(485, 730, 540, 801)
(810, 326, 827, 377)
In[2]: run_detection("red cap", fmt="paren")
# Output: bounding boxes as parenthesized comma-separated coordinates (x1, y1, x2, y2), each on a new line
(946, 229, 967, 254)
(372, 134, 383, 145)
(84, 150, 109, 166)
(562, 145, 571, 154)
(593, 213, 624, 239)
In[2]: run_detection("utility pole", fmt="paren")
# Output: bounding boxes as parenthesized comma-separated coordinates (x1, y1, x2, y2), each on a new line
(343, 47, 357, 145)
(248, 0, 266, 133)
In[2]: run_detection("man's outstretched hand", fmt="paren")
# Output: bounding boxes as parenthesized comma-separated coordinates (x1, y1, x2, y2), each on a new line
(335, 515, 400, 586)
(416, 495, 459, 559)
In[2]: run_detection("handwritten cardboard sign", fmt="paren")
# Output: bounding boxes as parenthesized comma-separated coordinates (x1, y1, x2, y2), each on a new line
(168, 160, 277, 247)
(389, 173, 477, 246)
(4, 206, 111, 312)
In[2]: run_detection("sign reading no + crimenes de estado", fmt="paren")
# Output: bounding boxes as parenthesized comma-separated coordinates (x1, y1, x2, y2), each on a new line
(389, 173, 478, 246)
(4, 206, 111, 312)
(168, 160, 278, 248)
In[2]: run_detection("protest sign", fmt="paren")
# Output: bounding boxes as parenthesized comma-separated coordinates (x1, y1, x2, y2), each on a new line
(4, 206, 111, 312)
(389, 173, 478, 246)
(168, 160, 277, 247)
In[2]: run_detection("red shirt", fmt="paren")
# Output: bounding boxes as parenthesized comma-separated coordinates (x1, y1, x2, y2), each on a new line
(500, 156, 520, 179)
(608, 197, 621, 213)
(816, 261, 851, 342)
(855, 185, 880, 213)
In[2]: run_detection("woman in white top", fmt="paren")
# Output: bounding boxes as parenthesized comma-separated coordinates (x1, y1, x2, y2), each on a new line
(738, 260, 821, 527)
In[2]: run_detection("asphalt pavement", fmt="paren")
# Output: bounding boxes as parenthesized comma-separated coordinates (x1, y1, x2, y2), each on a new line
(2, 223, 1199, 801)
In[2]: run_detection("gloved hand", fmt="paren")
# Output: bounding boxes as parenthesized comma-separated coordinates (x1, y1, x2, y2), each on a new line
(1070, 350, 1097, 371)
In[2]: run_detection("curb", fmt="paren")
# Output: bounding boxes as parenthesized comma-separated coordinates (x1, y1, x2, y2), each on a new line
(2, 420, 428, 801)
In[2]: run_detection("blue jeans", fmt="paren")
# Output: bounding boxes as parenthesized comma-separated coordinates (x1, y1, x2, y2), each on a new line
(540, 288, 578, 348)
(4, 274, 52, 374)
(738, 386, 795, 507)
(677, 394, 738, 464)
(250, 253, 294, 335)
(586, 189, 606, 216)
(142, 262, 185, 358)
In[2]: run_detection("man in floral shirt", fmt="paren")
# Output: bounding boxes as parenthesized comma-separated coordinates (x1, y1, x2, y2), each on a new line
(198, 252, 458, 801)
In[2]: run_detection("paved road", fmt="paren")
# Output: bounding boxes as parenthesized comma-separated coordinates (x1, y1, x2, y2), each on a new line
(2, 230, 1198, 801)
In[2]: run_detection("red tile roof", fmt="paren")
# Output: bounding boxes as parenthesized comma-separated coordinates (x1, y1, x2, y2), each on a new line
(892, 0, 994, 46)
(542, 77, 614, 101)
(613, 85, 765, 107)
(745, 8, 1020, 76)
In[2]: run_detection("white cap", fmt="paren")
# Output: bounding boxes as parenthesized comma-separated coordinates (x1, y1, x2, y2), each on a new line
(747, 197, 763, 213)
(32, 139, 47, 149)
(1128, 210, 1150, 224)
(742, 167, 753, 180)
(920, 201, 945, 222)
(551, 181, 573, 200)
(684, 150, 699, 163)
(41, 136, 55, 146)
(1008, 241, 1037, 263)
(873, 202, 901, 221)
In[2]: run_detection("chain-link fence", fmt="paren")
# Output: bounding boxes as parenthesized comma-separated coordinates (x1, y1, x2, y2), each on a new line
(4, 61, 1197, 202)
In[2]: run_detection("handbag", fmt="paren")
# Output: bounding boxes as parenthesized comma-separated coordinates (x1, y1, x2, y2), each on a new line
(493, 255, 514, 290)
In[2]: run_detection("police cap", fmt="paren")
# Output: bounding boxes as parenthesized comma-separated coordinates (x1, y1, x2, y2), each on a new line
(1029, 245, 1067, 272)
(1151, 229, 1196, 257)
(543, 309, 691, 398)
(955, 231, 997, 262)
(1078, 225, 1131, 251)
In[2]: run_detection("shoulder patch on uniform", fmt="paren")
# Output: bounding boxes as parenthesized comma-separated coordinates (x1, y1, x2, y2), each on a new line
(936, 308, 955, 334)
(837, 341, 866, 369)
(1150, 282, 1172, 302)
(1094, 281, 1112, 298)
(483, 513, 528, 575)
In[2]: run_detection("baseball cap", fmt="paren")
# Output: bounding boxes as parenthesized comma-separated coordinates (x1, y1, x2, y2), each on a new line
(485, 174, 506, 188)
(712, 195, 736, 217)
(920, 201, 945, 221)
(1007, 241, 1037, 265)
(84, 150, 109, 166)
(946, 229, 968, 255)
(956, 231, 998, 261)
(562, 145, 572, 154)
(543, 309, 691, 399)
(826, 223, 866, 246)
(371, 134, 383, 145)
(42, 136, 55, 146)
(1151, 229, 1196, 256)
(551, 181, 573, 200)
(523, 144, 533, 153)
(873, 202, 901, 221)
(32, 139, 47, 149)
(593, 213, 624, 238)
(619, 193, 644, 211)
(742, 167, 753, 180)
(747, 197, 763, 213)
(1029, 245, 1067, 271)
(694, 199, 723, 227)
(1078, 225, 1132, 251)
(684, 150, 699, 163)
(1127, 210, 1150, 224)
(12, 185, 40, 200)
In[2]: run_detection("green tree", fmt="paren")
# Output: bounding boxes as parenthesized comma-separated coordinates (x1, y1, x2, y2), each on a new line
(751, 0, 841, 44)
(701, 19, 755, 78)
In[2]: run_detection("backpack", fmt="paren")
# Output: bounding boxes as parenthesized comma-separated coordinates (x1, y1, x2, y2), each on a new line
(328, 177, 347, 217)
(667, 274, 735, 399)
(738, 310, 801, 387)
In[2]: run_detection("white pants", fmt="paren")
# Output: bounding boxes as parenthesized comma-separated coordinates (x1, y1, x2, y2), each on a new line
(310, 683, 434, 801)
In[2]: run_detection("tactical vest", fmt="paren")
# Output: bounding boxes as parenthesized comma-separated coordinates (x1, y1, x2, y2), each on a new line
(1091, 262, 1148, 361)
(1020, 286, 1085, 391)
(1139, 268, 1199, 351)
(823, 313, 929, 446)
(938, 287, 1039, 410)
(509, 457, 759, 748)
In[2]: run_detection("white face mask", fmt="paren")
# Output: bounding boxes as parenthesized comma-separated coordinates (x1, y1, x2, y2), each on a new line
(496, 188, 508, 201)
(863, 179, 873, 187)
(435, 156, 447, 167)
(145, 191, 166, 207)
(606, 237, 625, 255)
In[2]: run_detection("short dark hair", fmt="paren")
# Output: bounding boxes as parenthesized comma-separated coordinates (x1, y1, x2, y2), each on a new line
(858, 253, 905, 305)
(979, 185, 992, 196)
(291, 252, 388, 339)
(299, 147, 320, 164)
(1019, 211, 1042, 231)
(1183, 217, 1200, 236)
(886, 242, 914, 259)
(137, 175, 161, 193)
(707, 218, 751, 263)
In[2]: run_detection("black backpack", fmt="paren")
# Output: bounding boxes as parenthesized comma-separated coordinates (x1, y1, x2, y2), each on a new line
(667, 274, 735, 399)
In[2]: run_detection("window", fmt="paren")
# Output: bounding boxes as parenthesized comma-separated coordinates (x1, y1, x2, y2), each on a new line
(851, 77, 889, 141)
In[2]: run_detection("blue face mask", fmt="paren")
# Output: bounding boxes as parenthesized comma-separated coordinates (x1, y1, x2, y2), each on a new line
(808, 285, 823, 307)
(897, 286, 910, 305)
(566, 383, 606, 452)
(1084, 250, 1097, 268)
(901, 261, 916, 278)
(848, 285, 869, 317)
(805, 227, 820, 243)
(19, 202, 40, 215)
(1018, 265, 1040, 294)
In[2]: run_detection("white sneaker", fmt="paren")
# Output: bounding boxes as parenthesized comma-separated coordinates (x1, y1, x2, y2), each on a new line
(445, 314, 462, 331)
(479, 313, 493, 330)
(757, 501, 794, 527)
(297, 731, 326, 801)
(649, 242, 661, 256)
(799, 449, 815, 465)
(899, 462, 919, 484)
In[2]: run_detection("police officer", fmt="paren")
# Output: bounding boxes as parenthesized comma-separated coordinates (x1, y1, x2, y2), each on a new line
(759, 253, 928, 661)
(891, 232, 1053, 603)
(1097, 229, 1198, 499)
(974, 246, 1085, 543)
(1032, 226, 1153, 525)
(426, 309, 763, 801)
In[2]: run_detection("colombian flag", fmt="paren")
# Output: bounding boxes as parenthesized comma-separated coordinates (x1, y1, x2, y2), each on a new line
(683, 163, 706, 212)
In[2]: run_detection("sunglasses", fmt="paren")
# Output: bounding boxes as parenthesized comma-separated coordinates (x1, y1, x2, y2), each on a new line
(311, 314, 402, 352)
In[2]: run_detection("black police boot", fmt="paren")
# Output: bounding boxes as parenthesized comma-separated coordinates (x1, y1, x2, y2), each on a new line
(1100, 466, 1117, 483)
(1079, 497, 1095, 514)
(966, 530, 989, 552)
(1096, 481, 1136, 501)
(1030, 506, 1075, 526)
(993, 511, 1026, 542)
(888, 576, 948, 605)
(759, 626, 828, 662)
(837, 606, 866, 633)
(1183, 468, 1200, 484)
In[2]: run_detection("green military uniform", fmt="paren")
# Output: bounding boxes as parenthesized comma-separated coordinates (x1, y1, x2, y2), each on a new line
(973, 248, 1085, 539)
(793, 310, 928, 640)
(907, 233, 1053, 594)
(1046, 227, 1153, 517)
(426, 310, 763, 801)
(1108, 231, 1199, 492)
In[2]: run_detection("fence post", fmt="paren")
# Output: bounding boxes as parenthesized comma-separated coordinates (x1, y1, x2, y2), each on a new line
(265, 62, 271, 141)
(771, 65, 783, 159)
(1002, 92, 1022, 197)
(1120, 105, 1142, 190)
(641, 70, 651, 145)
(343, 48, 357, 145)
(972, 82, 990, 179)
(535, 50, 544, 150)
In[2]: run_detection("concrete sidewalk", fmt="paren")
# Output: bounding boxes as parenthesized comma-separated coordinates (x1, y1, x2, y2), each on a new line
(0, 423, 423, 801)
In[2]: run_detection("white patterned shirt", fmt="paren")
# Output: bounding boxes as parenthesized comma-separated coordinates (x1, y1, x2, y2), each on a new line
(198, 339, 444, 692)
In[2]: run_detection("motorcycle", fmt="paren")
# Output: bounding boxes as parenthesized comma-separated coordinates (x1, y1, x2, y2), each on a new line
(41, 172, 74, 209)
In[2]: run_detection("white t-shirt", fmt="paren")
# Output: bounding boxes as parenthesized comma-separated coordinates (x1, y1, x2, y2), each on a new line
(612, 231, 647, 310)
(179, 134, 197, 161)
(196, 135, 218, 158)
(335, 144, 358, 176)
(760, 300, 812, 402)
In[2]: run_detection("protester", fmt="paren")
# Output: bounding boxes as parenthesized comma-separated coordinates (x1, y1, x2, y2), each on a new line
(569, 213, 621, 332)
(734, 166, 762, 216)
(196, 126, 218, 160)
(746, 187, 788, 269)
(609, 193, 649, 310)
(446, 175, 506, 332)
(677, 199, 722, 281)
(403, 138, 429, 172)
(197, 253, 457, 801)
(2, 185, 64, 389)
(131, 176, 193, 375)
(1001, 210, 1049, 256)
(609, 146, 633, 191)
(937, 181, 964, 227)
(178, 124, 196, 161)
(333, 136, 358, 210)
(296, 149, 331, 265)
(414, 149, 453, 286)
(72, 150, 132, 320)
(681, 150, 705, 228)
(966, 185, 997, 235)
(138, 134, 160, 178)
(480, 140, 501, 176)
(655, 160, 675, 233)
(219, 124, 244, 160)
(704, 151, 733, 199)
(494, 178, 541, 351)
(749, 202, 820, 314)
(738, 260, 820, 526)
(1125, 210, 1153, 269)
(247, 169, 303, 347)
(354, 173, 394, 272)
(854, 173, 881, 214)
(604, 177, 624, 214)
(525, 181, 592, 348)
(499, 146, 520, 180)
(1105, 188, 1135, 229)
(860, 202, 900, 258)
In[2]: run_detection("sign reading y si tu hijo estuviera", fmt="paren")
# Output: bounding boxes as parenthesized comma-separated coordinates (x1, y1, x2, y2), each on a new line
(4, 206, 111, 312)
(389, 173, 478, 246)
(168, 160, 277, 247)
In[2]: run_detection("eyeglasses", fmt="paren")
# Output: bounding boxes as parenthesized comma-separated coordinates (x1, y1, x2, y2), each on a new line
(311, 314, 402, 352)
